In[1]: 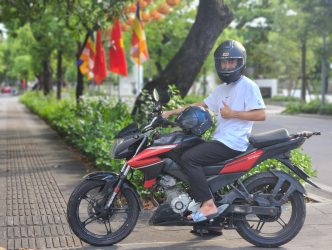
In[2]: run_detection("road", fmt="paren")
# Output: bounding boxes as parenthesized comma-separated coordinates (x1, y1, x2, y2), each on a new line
(252, 111, 332, 188)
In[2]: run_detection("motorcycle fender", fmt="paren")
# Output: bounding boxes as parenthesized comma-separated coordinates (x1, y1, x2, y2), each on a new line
(219, 170, 306, 205)
(84, 171, 143, 210)
(277, 157, 320, 188)
(271, 170, 306, 195)
(83, 171, 118, 182)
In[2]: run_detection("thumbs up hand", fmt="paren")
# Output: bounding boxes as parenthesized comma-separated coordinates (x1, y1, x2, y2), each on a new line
(220, 101, 234, 119)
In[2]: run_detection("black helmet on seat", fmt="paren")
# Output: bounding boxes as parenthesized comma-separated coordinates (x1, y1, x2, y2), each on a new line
(175, 106, 212, 136)
(214, 40, 246, 84)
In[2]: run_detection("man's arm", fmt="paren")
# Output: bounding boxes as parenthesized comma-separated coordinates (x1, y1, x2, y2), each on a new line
(162, 101, 207, 119)
(221, 101, 266, 121)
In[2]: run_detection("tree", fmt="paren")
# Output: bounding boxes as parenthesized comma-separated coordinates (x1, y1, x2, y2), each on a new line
(226, 0, 276, 78)
(301, 0, 332, 106)
(0, 24, 36, 85)
(133, 0, 233, 114)
(276, 0, 332, 103)
(0, 0, 130, 99)
(141, 2, 197, 78)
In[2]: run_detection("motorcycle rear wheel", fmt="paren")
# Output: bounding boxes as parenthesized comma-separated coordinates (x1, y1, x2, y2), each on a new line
(235, 172, 306, 248)
(67, 180, 140, 246)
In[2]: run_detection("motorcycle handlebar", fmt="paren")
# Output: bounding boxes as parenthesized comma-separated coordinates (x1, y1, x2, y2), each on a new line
(290, 131, 321, 139)
(142, 116, 177, 133)
(161, 118, 178, 128)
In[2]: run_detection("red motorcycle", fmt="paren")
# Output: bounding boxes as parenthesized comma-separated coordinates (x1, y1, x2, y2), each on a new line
(67, 90, 320, 247)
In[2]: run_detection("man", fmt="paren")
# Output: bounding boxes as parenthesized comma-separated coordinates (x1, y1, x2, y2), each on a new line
(162, 40, 266, 223)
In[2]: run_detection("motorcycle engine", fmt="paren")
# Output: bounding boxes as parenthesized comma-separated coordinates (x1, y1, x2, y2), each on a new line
(158, 175, 201, 214)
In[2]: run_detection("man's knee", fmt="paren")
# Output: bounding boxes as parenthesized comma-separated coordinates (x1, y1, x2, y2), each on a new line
(181, 151, 192, 165)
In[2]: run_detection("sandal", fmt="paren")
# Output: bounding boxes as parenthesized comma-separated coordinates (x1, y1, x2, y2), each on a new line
(190, 211, 219, 223)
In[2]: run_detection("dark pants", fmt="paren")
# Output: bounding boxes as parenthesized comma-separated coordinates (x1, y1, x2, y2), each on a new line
(180, 140, 242, 202)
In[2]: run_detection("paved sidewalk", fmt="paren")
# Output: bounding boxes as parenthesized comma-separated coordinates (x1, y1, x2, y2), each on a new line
(0, 97, 84, 249)
(1, 96, 332, 250)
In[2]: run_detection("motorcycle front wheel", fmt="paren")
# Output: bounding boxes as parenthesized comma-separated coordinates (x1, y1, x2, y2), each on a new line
(235, 172, 306, 248)
(67, 180, 140, 246)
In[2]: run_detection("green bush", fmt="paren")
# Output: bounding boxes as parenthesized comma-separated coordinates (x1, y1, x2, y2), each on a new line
(134, 85, 186, 126)
(284, 99, 332, 115)
(183, 94, 204, 105)
(20, 91, 132, 172)
(320, 102, 332, 115)
(270, 95, 301, 102)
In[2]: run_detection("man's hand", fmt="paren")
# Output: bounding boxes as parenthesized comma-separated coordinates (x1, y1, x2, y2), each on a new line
(162, 102, 208, 120)
(162, 110, 173, 119)
(220, 101, 234, 119)
(220, 101, 266, 121)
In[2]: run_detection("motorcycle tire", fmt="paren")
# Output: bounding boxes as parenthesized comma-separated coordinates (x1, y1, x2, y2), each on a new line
(67, 180, 140, 246)
(235, 172, 306, 248)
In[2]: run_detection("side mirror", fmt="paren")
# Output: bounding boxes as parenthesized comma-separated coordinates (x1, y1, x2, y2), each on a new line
(152, 88, 160, 102)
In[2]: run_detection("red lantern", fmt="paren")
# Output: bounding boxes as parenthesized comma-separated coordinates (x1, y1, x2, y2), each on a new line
(157, 3, 170, 15)
(142, 12, 150, 22)
(139, 0, 148, 9)
(150, 9, 161, 20)
(126, 3, 136, 13)
(166, 0, 180, 7)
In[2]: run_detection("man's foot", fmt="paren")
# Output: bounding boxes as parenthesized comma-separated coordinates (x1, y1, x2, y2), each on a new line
(187, 204, 230, 222)
(189, 211, 219, 222)
(187, 198, 218, 221)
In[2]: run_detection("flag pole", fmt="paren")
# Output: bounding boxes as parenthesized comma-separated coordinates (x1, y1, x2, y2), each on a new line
(138, 64, 141, 95)
(137, 40, 141, 96)
(117, 75, 121, 103)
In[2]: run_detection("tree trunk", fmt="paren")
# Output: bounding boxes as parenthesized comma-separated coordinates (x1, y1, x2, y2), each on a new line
(56, 49, 63, 100)
(42, 59, 52, 96)
(202, 67, 207, 96)
(132, 0, 233, 115)
(321, 32, 327, 107)
(301, 39, 307, 103)
(76, 41, 84, 104)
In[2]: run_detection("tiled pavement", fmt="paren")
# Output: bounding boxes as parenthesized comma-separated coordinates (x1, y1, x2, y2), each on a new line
(0, 97, 83, 250)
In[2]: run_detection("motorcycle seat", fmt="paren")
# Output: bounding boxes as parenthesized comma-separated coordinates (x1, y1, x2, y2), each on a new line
(249, 128, 290, 148)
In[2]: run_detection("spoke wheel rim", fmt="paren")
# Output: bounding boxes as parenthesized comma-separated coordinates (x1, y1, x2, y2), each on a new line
(77, 185, 131, 239)
(241, 183, 297, 238)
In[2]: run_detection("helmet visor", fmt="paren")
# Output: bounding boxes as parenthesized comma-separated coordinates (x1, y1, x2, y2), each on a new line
(215, 57, 244, 73)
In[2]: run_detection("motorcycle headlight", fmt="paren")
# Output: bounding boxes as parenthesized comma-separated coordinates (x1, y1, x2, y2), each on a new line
(110, 138, 125, 158)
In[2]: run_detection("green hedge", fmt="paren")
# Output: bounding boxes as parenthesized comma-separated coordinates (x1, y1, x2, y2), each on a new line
(284, 99, 332, 115)
(20, 91, 132, 171)
(270, 95, 301, 102)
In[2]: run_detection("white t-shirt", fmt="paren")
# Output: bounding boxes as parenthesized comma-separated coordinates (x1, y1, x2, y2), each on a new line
(204, 76, 266, 152)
